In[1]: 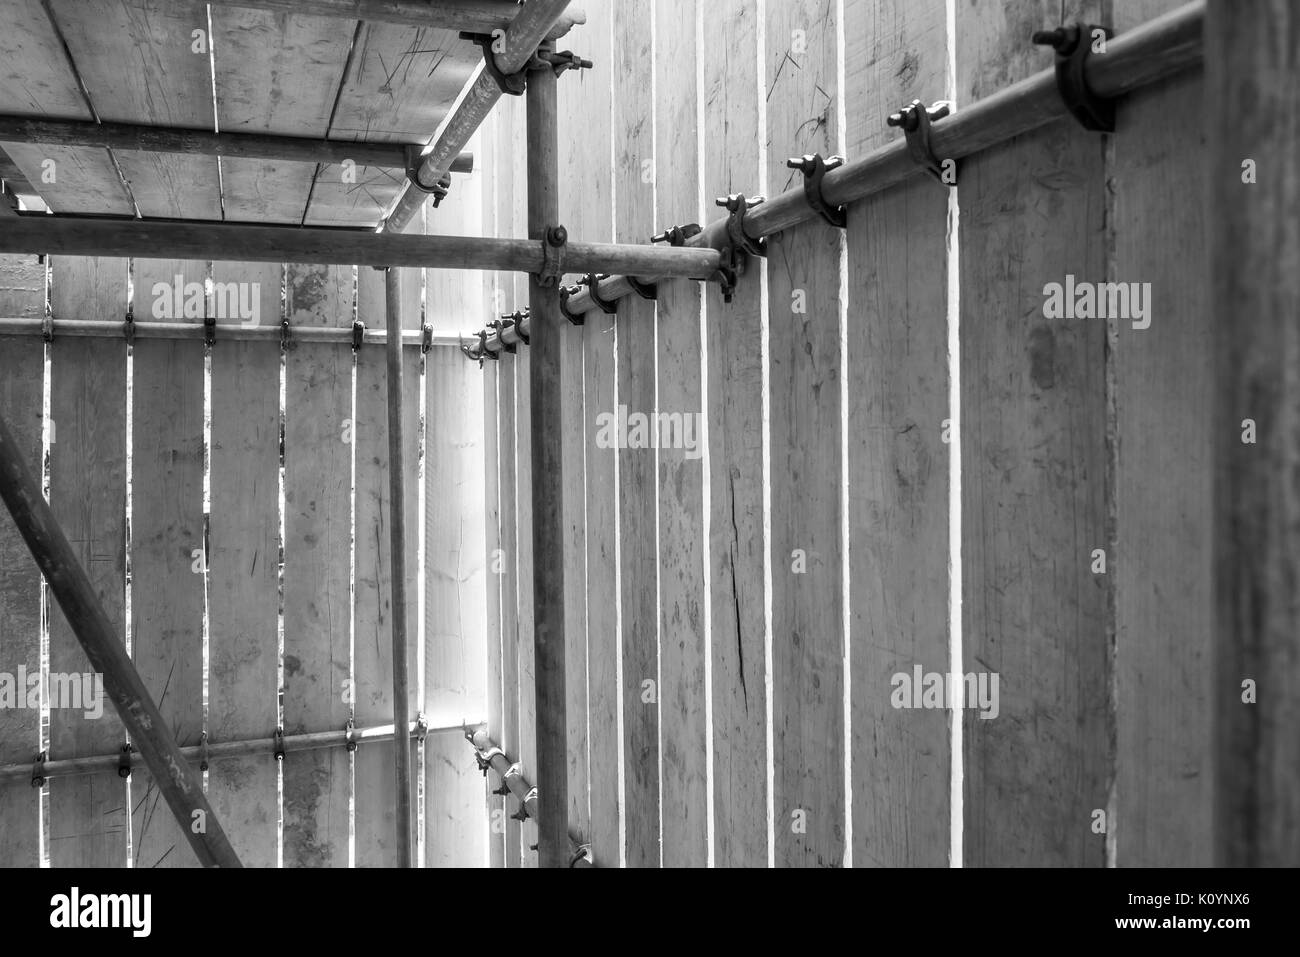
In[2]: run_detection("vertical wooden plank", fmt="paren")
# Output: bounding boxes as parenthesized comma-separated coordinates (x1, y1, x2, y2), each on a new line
(354, 265, 420, 866)
(48, 255, 130, 867)
(207, 262, 281, 868)
(1208, 0, 1300, 867)
(424, 346, 487, 867)
(481, 355, 504, 868)
(1111, 0, 1211, 868)
(844, 0, 951, 867)
(509, 92, 540, 869)
(282, 263, 353, 867)
(613, 0, 661, 869)
(559, 1, 618, 867)
(130, 258, 207, 869)
(653, 0, 708, 868)
(703, 0, 768, 871)
(496, 350, 521, 866)
(0, 254, 45, 867)
(957, 0, 1109, 867)
(551, 7, 605, 863)
(765, 0, 846, 868)
(491, 98, 522, 868)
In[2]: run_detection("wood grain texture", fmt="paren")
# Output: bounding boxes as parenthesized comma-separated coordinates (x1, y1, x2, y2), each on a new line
(514, 339, 537, 866)
(562, 0, 619, 866)
(206, 262, 281, 868)
(130, 258, 206, 869)
(844, 0, 950, 867)
(482, 356, 504, 868)
(424, 346, 488, 865)
(282, 263, 352, 867)
(1208, 0, 1300, 867)
(351, 265, 419, 866)
(496, 350, 521, 865)
(0, 0, 131, 214)
(211, 7, 353, 223)
(765, 0, 846, 868)
(1112, 0, 1212, 868)
(304, 23, 477, 225)
(0, 255, 46, 867)
(49, 0, 222, 218)
(957, 0, 1110, 867)
(613, 0, 660, 869)
(703, 0, 769, 870)
(48, 255, 130, 867)
(653, 0, 708, 869)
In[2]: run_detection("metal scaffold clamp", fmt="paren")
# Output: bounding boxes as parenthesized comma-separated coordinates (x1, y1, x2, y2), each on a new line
(41, 314, 53, 342)
(714, 195, 765, 303)
(582, 274, 618, 315)
(203, 315, 217, 347)
(559, 283, 586, 326)
(414, 714, 429, 744)
(117, 744, 133, 779)
(887, 101, 955, 186)
(199, 731, 210, 772)
(404, 145, 453, 203)
(502, 309, 529, 346)
(351, 319, 365, 352)
(345, 717, 358, 753)
(273, 727, 286, 762)
(537, 225, 568, 288)
(1033, 23, 1116, 132)
(460, 31, 529, 96)
(491, 318, 514, 354)
(280, 317, 293, 351)
(31, 751, 46, 788)
(421, 323, 434, 354)
(532, 46, 593, 78)
(787, 153, 849, 226)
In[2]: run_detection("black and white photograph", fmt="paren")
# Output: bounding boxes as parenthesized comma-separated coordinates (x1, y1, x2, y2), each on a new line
(0, 0, 1293, 933)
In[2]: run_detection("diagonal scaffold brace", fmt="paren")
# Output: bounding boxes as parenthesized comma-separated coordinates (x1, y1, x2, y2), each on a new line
(0, 410, 243, 868)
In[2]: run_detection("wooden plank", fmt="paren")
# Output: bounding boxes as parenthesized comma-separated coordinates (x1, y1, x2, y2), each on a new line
(0, 255, 46, 867)
(652, 0, 707, 869)
(491, 101, 523, 867)
(508, 93, 539, 868)
(1208, 0, 1300, 867)
(555, 1, 618, 867)
(957, 0, 1109, 867)
(554, 13, 608, 855)
(765, 0, 846, 868)
(481, 355, 504, 868)
(843, 0, 950, 867)
(47, 255, 130, 867)
(424, 345, 488, 867)
(49, 0, 222, 218)
(496, 350, 521, 866)
(0, 0, 131, 214)
(353, 264, 421, 866)
(702, 0, 768, 871)
(129, 258, 207, 869)
(613, 0, 660, 869)
(211, 7, 354, 223)
(206, 261, 281, 869)
(282, 263, 353, 867)
(305, 23, 478, 225)
(1111, 0, 1211, 868)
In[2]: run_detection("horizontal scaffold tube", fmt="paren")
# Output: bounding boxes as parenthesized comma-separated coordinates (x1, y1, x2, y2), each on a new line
(0, 720, 482, 785)
(0, 216, 721, 277)
(0, 116, 474, 172)
(540, 0, 1204, 322)
(468, 729, 592, 867)
(0, 317, 465, 347)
